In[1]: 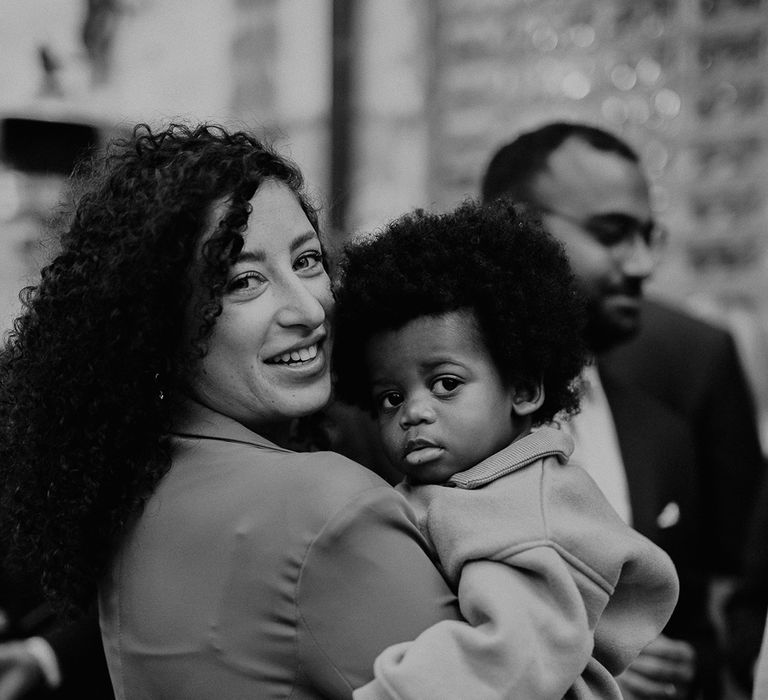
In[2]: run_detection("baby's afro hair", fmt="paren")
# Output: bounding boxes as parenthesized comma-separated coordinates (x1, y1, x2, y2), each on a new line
(332, 198, 588, 424)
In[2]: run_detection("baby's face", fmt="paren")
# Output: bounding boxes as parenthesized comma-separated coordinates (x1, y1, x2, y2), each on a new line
(365, 309, 528, 485)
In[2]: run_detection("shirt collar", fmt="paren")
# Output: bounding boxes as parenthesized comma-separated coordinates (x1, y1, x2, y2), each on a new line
(169, 397, 291, 453)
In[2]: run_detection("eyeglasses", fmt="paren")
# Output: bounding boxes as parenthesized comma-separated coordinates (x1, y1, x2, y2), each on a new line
(540, 208, 668, 262)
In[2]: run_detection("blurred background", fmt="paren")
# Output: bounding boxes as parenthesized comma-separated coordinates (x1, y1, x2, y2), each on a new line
(1, 0, 768, 451)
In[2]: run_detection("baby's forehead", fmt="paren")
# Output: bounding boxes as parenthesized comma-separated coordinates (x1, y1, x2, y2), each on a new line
(365, 309, 491, 373)
(369, 308, 482, 343)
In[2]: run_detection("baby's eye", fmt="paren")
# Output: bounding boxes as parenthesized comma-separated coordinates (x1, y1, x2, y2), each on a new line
(432, 377, 462, 396)
(294, 250, 324, 273)
(227, 271, 266, 294)
(377, 391, 404, 411)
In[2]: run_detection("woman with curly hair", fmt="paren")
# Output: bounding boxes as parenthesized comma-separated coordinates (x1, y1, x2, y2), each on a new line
(332, 201, 679, 699)
(0, 123, 461, 699)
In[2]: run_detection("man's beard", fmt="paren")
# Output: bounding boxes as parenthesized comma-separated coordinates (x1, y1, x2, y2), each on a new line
(584, 309, 641, 353)
(583, 279, 644, 353)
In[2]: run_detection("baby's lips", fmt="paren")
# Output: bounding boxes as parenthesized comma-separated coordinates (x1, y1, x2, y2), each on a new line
(404, 446, 444, 466)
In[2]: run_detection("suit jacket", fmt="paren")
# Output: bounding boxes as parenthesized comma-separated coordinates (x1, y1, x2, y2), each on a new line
(45, 610, 113, 700)
(599, 369, 718, 696)
(753, 613, 768, 700)
(599, 297, 768, 699)
(600, 297, 765, 574)
(724, 469, 768, 693)
(0, 560, 112, 700)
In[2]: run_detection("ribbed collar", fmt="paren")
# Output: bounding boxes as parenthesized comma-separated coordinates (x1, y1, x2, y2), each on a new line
(447, 426, 573, 490)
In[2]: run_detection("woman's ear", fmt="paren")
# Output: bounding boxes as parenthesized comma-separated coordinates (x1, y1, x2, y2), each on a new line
(511, 381, 545, 417)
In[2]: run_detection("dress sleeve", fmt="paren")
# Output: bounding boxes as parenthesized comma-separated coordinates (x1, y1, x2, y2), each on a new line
(354, 551, 609, 700)
(295, 484, 460, 698)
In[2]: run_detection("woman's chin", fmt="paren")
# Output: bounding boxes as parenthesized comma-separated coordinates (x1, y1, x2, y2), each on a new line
(288, 376, 333, 418)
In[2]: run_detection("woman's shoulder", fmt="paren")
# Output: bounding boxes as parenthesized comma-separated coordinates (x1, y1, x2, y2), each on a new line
(280, 448, 393, 492)
(286, 449, 408, 516)
(293, 448, 386, 480)
(176, 436, 401, 519)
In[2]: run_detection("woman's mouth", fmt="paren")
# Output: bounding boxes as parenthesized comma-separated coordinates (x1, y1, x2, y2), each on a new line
(268, 343, 319, 365)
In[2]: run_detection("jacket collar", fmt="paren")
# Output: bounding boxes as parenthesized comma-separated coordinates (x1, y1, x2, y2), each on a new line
(447, 426, 573, 489)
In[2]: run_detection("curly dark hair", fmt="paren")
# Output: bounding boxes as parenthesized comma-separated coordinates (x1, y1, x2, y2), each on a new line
(0, 122, 318, 616)
(332, 198, 587, 425)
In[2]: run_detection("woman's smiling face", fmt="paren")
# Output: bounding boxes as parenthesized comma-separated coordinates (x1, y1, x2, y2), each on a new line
(187, 179, 333, 434)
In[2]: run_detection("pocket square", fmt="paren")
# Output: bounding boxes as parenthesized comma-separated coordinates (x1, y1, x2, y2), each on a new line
(656, 501, 680, 529)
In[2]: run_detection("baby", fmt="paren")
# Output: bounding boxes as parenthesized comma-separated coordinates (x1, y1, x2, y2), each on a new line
(332, 199, 679, 699)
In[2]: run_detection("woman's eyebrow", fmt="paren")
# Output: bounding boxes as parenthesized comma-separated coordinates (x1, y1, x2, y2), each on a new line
(235, 230, 318, 264)
(289, 230, 320, 253)
(235, 250, 265, 264)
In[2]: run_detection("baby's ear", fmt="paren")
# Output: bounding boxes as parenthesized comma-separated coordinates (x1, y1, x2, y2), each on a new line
(511, 381, 544, 417)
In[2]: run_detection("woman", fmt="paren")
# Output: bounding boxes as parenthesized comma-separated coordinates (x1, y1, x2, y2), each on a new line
(0, 124, 459, 699)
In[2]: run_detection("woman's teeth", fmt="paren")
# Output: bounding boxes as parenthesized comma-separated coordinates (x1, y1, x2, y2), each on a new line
(272, 344, 318, 364)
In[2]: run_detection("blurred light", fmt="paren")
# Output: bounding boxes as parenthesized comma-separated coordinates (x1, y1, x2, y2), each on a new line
(562, 71, 591, 99)
(636, 57, 662, 85)
(0, 171, 22, 222)
(654, 88, 682, 118)
(627, 95, 651, 123)
(531, 26, 558, 51)
(602, 96, 629, 124)
(642, 15, 665, 39)
(569, 24, 595, 48)
(611, 64, 637, 91)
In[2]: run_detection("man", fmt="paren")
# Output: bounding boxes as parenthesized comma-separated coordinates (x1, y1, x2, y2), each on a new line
(753, 611, 768, 699)
(480, 121, 765, 700)
(0, 558, 111, 700)
(724, 472, 768, 695)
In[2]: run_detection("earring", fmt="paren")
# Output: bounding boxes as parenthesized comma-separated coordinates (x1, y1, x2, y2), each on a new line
(154, 373, 165, 401)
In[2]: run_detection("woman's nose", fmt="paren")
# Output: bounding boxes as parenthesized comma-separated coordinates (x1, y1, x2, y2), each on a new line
(275, 276, 329, 329)
(399, 395, 436, 429)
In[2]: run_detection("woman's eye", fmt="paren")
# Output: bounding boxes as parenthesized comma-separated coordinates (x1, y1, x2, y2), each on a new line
(377, 391, 404, 410)
(433, 377, 461, 395)
(294, 250, 324, 272)
(227, 271, 265, 294)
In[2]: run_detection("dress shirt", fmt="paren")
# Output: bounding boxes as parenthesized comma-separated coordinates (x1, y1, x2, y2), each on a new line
(563, 363, 633, 524)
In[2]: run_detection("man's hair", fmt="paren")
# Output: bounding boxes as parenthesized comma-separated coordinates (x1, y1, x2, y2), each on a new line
(480, 121, 640, 204)
(332, 199, 588, 424)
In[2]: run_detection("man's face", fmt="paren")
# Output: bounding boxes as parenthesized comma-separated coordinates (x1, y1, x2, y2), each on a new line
(529, 137, 656, 352)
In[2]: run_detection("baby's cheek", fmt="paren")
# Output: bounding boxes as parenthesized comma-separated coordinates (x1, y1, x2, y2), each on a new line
(379, 423, 402, 466)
